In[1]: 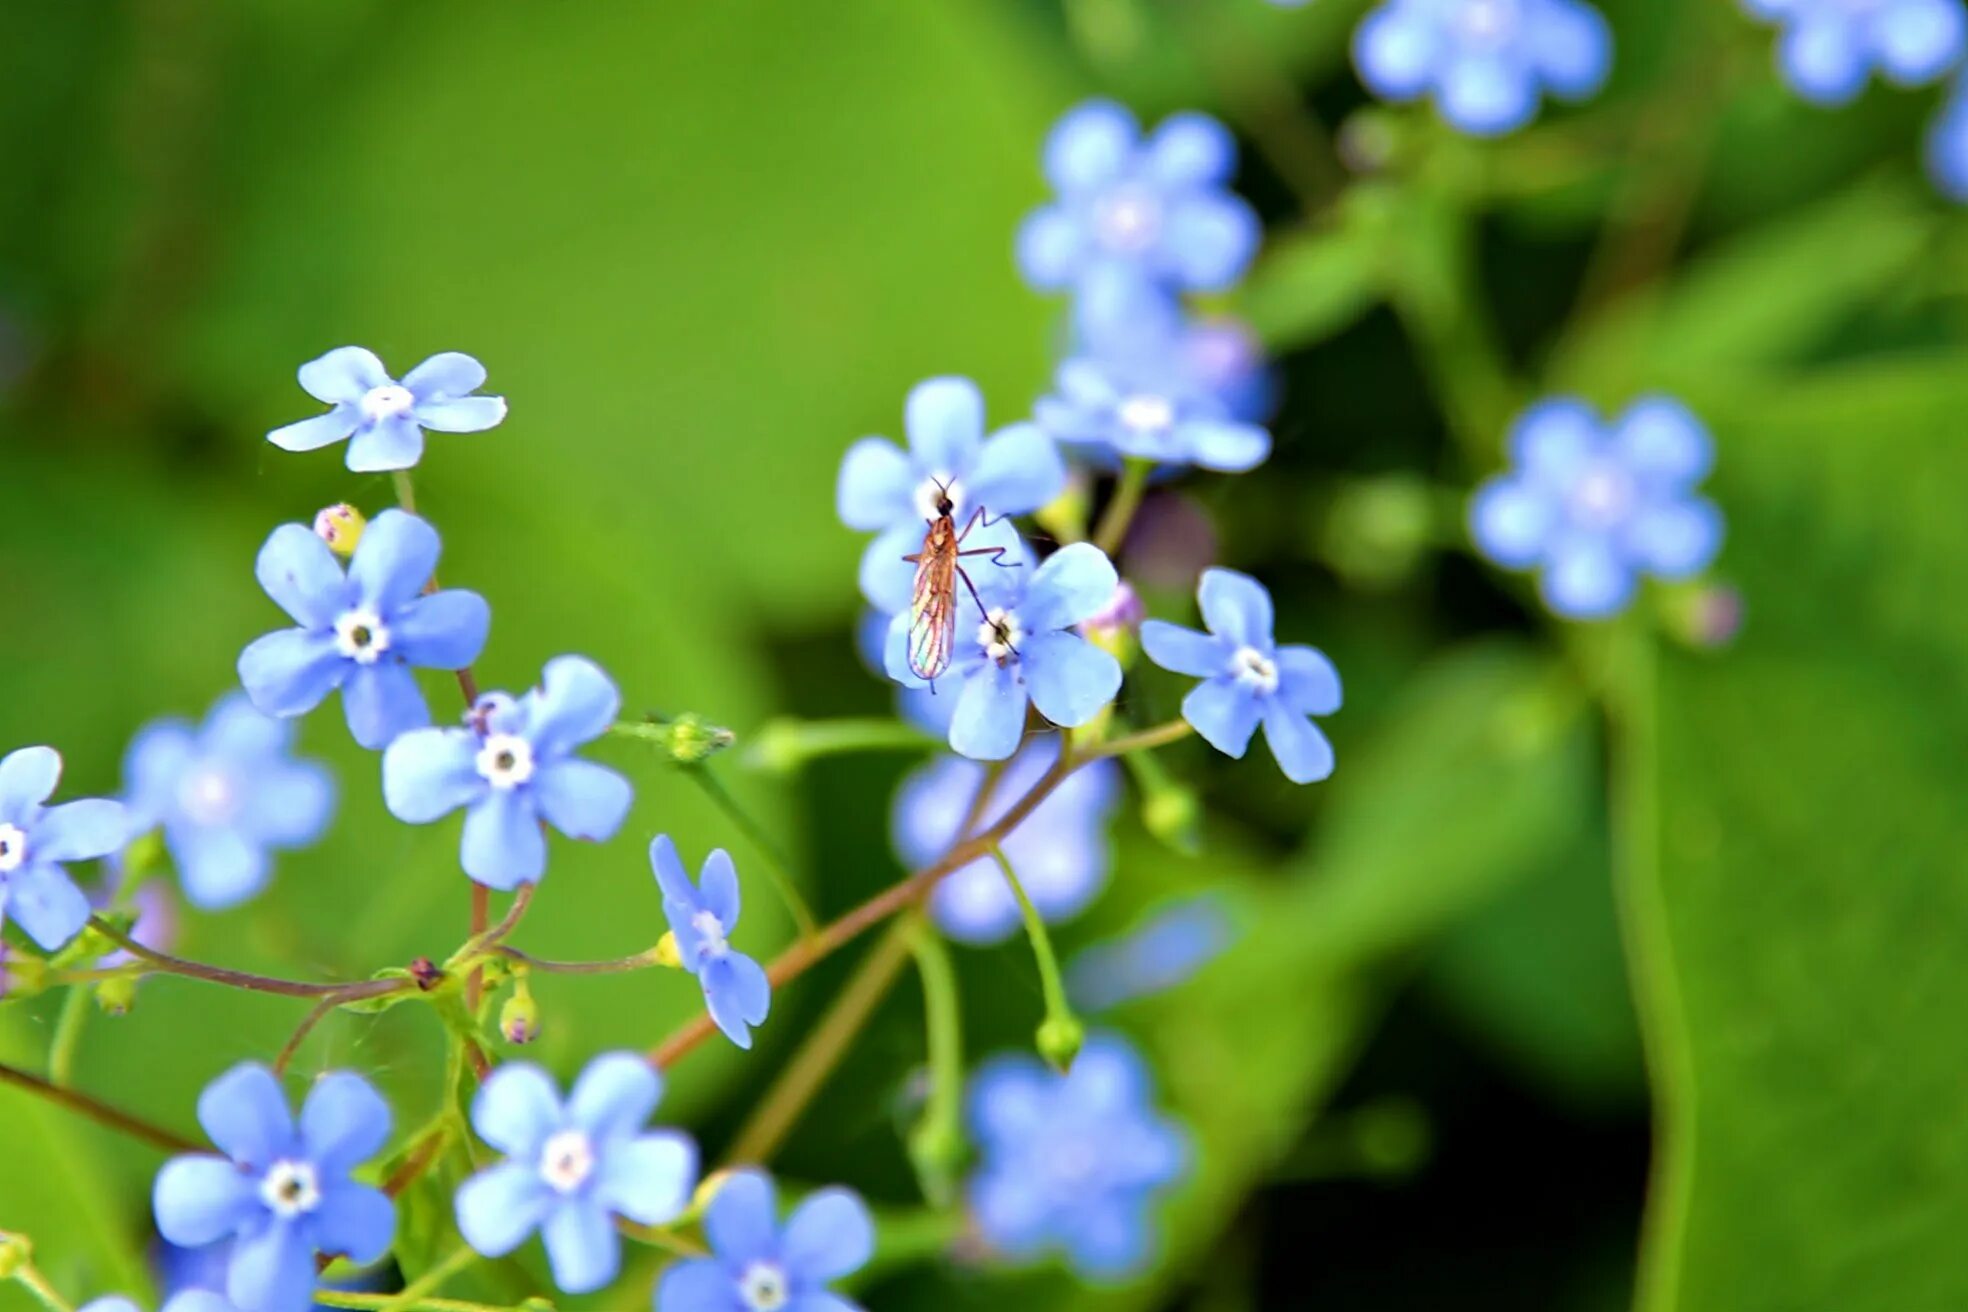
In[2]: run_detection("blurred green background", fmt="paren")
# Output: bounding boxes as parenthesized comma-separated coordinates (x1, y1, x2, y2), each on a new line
(3, 0, 1967, 1309)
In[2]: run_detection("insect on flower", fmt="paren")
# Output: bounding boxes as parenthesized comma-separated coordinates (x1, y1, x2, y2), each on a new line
(903, 480, 1017, 683)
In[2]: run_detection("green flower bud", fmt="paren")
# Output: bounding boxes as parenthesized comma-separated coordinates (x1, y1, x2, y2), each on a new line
(95, 975, 139, 1016)
(500, 989, 540, 1045)
(665, 713, 735, 766)
(908, 1118, 967, 1209)
(1036, 1014, 1086, 1072)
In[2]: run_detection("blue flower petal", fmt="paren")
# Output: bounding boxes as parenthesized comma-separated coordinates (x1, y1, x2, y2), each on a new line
(836, 436, 918, 531)
(299, 1072, 390, 1174)
(859, 521, 923, 614)
(153, 1155, 258, 1247)
(461, 789, 547, 890)
(656, 1259, 734, 1312)
(1139, 619, 1223, 677)
(298, 347, 388, 405)
(1469, 477, 1557, 568)
(1540, 536, 1635, 619)
(346, 416, 425, 473)
(169, 824, 268, 910)
(543, 1194, 620, 1294)
(704, 1170, 779, 1266)
(700, 849, 742, 928)
(703, 953, 770, 1048)
(382, 729, 483, 823)
(1197, 568, 1275, 650)
(471, 1062, 563, 1157)
(163, 1294, 234, 1312)
(533, 758, 633, 843)
(1276, 646, 1343, 717)
(1625, 497, 1723, 578)
(7, 862, 92, 950)
(226, 1219, 314, 1312)
(1510, 397, 1602, 489)
(1877, 0, 1965, 84)
(1059, 1196, 1154, 1278)
(526, 656, 620, 760)
(929, 856, 1026, 944)
(255, 525, 350, 630)
(198, 1062, 294, 1165)
(402, 351, 487, 399)
(122, 722, 194, 829)
(1044, 100, 1138, 195)
(1780, 13, 1869, 103)
(1531, 0, 1612, 96)
(567, 1051, 661, 1142)
(1354, 4, 1438, 98)
(948, 663, 1028, 761)
(1143, 111, 1235, 187)
(206, 694, 294, 761)
(903, 377, 985, 475)
(965, 423, 1065, 518)
(240, 629, 348, 720)
(787, 1293, 861, 1312)
(1022, 632, 1121, 728)
(1021, 543, 1119, 633)
(1611, 396, 1713, 487)
(1176, 417, 1270, 472)
(595, 1133, 696, 1225)
(390, 590, 491, 669)
(650, 837, 704, 938)
(245, 760, 336, 848)
(1260, 698, 1336, 784)
(341, 662, 432, 751)
(34, 798, 127, 862)
(782, 1188, 875, 1283)
(967, 1168, 1050, 1258)
(456, 1161, 555, 1258)
(267, 409, 360, 454)
(1160, 194, 1260, 291)
(350, 510, 440, 616)
(1182, 678, 1261, 758)
(414, 396, 508, 433)
(312, 1182, 395, 1265)
(1439, 54, 1539, 135)
(0, 747, 59, 822)
(1015, 206, 1084, 289)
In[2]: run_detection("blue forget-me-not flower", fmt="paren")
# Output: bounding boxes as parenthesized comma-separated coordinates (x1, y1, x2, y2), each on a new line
(0, 746, 127, 950)
(153, 1064, 394, 1312)
(1353, 0, 1613, 135)
(123, 695, 334, 912)
(891, 739, 1119, 945)
(81, 1297, 230, 1312)
(239, 510, 490, 751)
(1741, 0, 1966, 103)
(884, 541, 1124, 761)
(656, 1170, 875, 1312)
(1035, 328, 1273, 474)
(1141, 568, 1341, 784)
(837, 376, 1065, 612)
(651, 835, 771, 1050)
(382, 656, 633, 889)
(966, 1033, 1188, 1280)
(454, 1052, 697, 1294)
(267, 347, 506, 472)
(1068, 895, 1235, 1012)
(1017, 101, 1261, 309)
(1469, 396, 1724, 619)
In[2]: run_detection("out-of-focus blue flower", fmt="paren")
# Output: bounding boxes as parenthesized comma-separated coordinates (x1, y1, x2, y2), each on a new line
(656, 1170, 874, 1312)
(857, 608, 956, 738)
(382, 656, 633, 890)
(1353, 0, 1613, 135)
(1141, 569, 1341, 784)
(1469, 396, 1724, 619)
(1068, 896, 1235, 1012)
(650, 836, 771, 1049)
(0, 746, 127, 950)
(239, 510, 490, 751)
(267, 347, 506, 472)
(1743, 0, 1966, 103)
(891, 739, 1120, 945)
(1035, 334, 1272, 474)
(966, 1033, 1188, 1279)
(838, 377, 1065, 612)
(1181, 316, 1275, 425)
(1017, 101, 1260, 307)
(81, 1297, 230, 1312)
(153, 1064, 394, 1312)
(1928, 71, 1968, 196)
(455, 1053, 696, 1294)
(124, 696, 335, 912)
(158, 1237, 379, 1312)
(884, 542, 1123, 761)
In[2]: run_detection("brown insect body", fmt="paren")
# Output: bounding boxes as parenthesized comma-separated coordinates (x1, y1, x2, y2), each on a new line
(903, 489, 1012, 683)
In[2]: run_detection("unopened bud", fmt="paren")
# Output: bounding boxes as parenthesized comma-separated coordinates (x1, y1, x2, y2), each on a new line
(500, 991, 540, 1045)
(95, 975, 139, 1016)
(1321, 476, 1432, 591)
(654, 932, 683, 969)
(1036, 1014, 1085, 1072)
(313, 503, 367, 557)
(1077, 580, 1144, 667)
(1663, 582, 1744, 651)
(665, 713, 735, 766)
(908, 1118, 966, 1209)
(408, 957, 444, 992)
(1141, 784, 1202, 855)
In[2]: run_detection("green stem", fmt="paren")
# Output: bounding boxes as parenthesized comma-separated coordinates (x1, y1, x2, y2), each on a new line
(313, 1295, 512, 1312)
(743, 717, 937, 773)
(46, 986, 91, 1087)
(906, 915, 965, 1206)
(378, 1243, 478, 1312)
(621, 1222, 707, 1257)
(85, 916, 408, 1002)
(1086, 718, 1194, 761)
(682, 766, 819, 942)
(0, 1060, 200, 1153)
(390, 469, 418, 514)
(987, 844, 1080, 1062)
(1092, 458, 1153, 558)
(489, 945, 660, 976)
(7, 1261, 75, 1312)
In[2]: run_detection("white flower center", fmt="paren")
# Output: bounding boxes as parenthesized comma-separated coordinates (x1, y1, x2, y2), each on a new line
(978, 607, 1023, 664)
(0, 824, 25, 874)
(913, 474, 965, 522)
(333, 608, 392, 665)
(178, 766, 240, 827)
(1457, 0, 1519, 43)
(1569, 463, 1635, 529)
(475, 734, 536, 790)
(691, 908, 730, 960)
(1230, 645, 1279, 695)
(260, 1159, 321, 1219)
(359, 384, 416, 423)
(1117, 393, 1177, 433)
(539, 1128, 596, 1194)
(738, 1262, 791, 1312)
(1095, 188, 1163, 253)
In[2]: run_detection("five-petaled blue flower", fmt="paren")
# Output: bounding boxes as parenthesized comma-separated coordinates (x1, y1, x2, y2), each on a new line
(239, 510, 490, 751)
(1742, 0, 1966, 103)
(966, 1033, 1188, 1279)
(0, 746, 127, 950)
(123, 695, 335, 912)
(455, 1052, 697, 1294)
(650, 835, 772, 1050)
(1353, 0, 1613, 136)
(884, 541, 1124, 761)
(837, 376, 1065, 612)
(1469, 395, 1724, 619)
(382, 656, 633, 889)
(153, 1064, 394, 1312)
(1017, 101, 1261, 311)
(656, 1169, 875, 1312)
(1141, 569, 1342, 784)
(267, 347, 506, 472)
(1035, 330, 1273, 474)
(891, 740, 1120, 945)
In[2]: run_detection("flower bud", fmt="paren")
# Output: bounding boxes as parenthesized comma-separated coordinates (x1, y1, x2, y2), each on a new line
(1663, 582, 1744, 651)
(1321, 476, 1432, 591)
(94, 974, 139, 1016)
(1077, 580, 1144, 667)
(1141, 783, 1202, 855)
(500, 990, 540, 1045)
(1034, 470, 1092, 546)
(665, 713, 735, 766)
(654, 932, 684, 969)
(907, 1117, 966, 1209)
(313, 503, 367, 557)
(1036, 1014, 1085, 1072)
